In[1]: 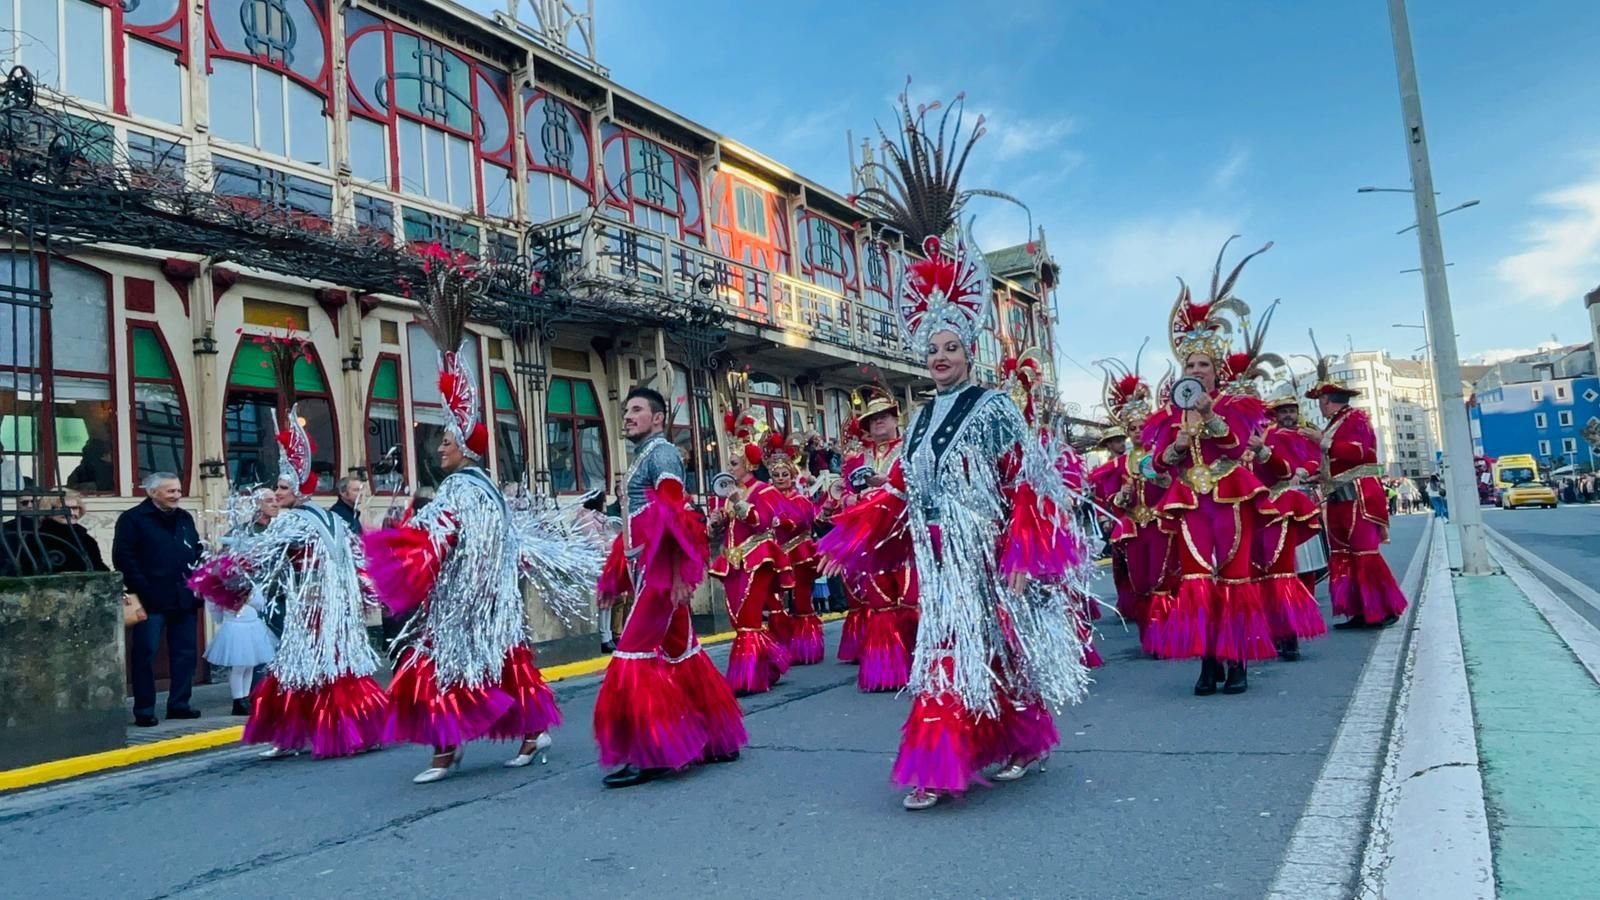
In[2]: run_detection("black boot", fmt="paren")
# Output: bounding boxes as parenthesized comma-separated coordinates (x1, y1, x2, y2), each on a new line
(1333, 616, 1367, 630)
(1222, 662, 1248, 694)
(1194, 658, 1219, 696)
(602, 765, 670, 788)
(231, 699, 250, 716)
(1277, 634, 1300, 662)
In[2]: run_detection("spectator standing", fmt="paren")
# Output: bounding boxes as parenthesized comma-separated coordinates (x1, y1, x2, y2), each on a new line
(330, 476, 365, 534)
(113, 473, 204, 727)
(1428, 473, 1448, 519)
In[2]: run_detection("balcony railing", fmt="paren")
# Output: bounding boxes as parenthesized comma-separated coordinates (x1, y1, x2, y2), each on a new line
(585, 216, 918, 366)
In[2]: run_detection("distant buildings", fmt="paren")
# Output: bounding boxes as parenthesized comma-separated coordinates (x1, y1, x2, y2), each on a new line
(1469, 344, 1600, 473)
(1328, 351, 1447, 478)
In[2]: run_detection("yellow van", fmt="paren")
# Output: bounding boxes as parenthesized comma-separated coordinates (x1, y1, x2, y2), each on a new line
(1493, 454, 1558, 509)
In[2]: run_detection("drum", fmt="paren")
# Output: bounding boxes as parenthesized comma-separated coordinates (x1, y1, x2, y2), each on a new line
(1294, 532, 1329, 574)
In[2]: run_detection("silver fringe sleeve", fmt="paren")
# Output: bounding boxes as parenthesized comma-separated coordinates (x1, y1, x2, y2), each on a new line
(509, 499, 608, 628)
(223, 508, 381, 690)
(903, 390, 1093, 718)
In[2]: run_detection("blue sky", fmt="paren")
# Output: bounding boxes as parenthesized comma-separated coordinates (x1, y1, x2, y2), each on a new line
(476, 0, 1600, 407)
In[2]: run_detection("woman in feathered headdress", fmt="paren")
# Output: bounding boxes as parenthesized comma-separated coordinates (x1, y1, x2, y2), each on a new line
(707, 401, 792, 695)
(362, 244, 604, 783)
(1140, 238, 1282, 695)
(820, 224, 1093, 811)
(763, 432, 827, 665)
(188, 329, 388, 759)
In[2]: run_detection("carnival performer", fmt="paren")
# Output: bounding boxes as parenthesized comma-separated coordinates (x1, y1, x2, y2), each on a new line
(1091, 358, 1174, 654)
(767, 437, 825, 664)
(1302, 343, 1408, 629)
(1248, 386, 1328, 660)
(362, 245, 601, 784)
(838, 386, 918, 692)
(708, 411, 791, 695)
(188, 337, 387, 759)
(1141, 239, 1281, 696)
(592, 386, 747, 789)
(820, 227, 1092, 811)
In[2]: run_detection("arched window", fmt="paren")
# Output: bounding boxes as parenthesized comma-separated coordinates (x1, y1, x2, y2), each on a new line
(206, 0, 332, 167)
(0, 253, 118, 494)
(710, 171, 790, 272)
(524, 90, 593, 223)
(491, 371, 526, 484)
(121, 0, 189, 125)
(862, 241, 896, 311)
(407, 324, 482, 489)
(821, 388, 851, 441)
(128, 325, 189, 489)
(746, 373, 789, 433)
(600, 123, 704, 244)
(545, 376, 607, 495)
(364, 355, 406, 494)
(223, 336, 337, 491)
(344, 7, 515, 217)
(797, 212, 858, 297)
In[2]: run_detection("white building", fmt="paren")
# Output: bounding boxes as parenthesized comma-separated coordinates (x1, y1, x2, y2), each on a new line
(1329, 352, 1441, 478)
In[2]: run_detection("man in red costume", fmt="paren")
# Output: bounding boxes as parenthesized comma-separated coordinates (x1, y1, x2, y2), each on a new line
(593, 387, 747, 788)
(1248, 386, 1328, 659)
(838, 385, 917, 692)
(1302, 367, 1408, 629)
(708, 412, 791, 695)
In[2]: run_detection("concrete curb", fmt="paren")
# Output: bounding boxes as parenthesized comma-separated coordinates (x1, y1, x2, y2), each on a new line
(0, 612, 848, 794)
(1363, 524, 1494, 900)
(1267, 517, 1432, 900)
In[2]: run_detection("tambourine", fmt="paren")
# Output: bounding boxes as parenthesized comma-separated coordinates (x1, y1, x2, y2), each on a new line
(847, 465, 878, 491)
(1169, 376, 1207, 410)
(711, 472, 738, 499)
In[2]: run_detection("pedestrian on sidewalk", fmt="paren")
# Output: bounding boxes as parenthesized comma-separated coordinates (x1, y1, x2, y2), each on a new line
(114, 472, 204, 728)
(1428, 473, 1448, 519)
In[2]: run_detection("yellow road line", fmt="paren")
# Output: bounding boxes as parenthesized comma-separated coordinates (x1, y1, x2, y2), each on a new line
(0, 612, 849, 793)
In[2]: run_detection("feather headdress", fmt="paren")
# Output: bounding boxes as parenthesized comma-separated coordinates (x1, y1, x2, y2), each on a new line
(409, 242, 489, 459)
(1168, 236, 1273, 366)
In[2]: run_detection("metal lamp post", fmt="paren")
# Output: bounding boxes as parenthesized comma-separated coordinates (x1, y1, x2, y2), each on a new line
(1386, 0, 1491, 574)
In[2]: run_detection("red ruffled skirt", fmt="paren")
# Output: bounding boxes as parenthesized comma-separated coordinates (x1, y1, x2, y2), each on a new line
(245, 672, 388, 758)
(788, 614, 826, 665)
(385, 645, 560, 749)
(858, 607, 911, 693)
(725, 628, 789, 695)
(892, 692, 1059, 793)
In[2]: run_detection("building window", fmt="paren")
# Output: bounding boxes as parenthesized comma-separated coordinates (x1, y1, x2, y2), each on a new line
(1535, 413, 1548, 429)
(354, 194, 395, 242)
(1559, 411, 1573, 427)
(401, 207, 478, 255)
(120, 0, 189, 125)
(600, 123, 705, 243)
(745, 373, 790, 433)
(491, 371, 526, 484)
(1532, 387, 1544, 402)
(206, 0, 331, 167)
(822, 388, 851, 441)
(1538, 439, 1551, 457)
(223, 337, 337, 491)
(0, 253, 118, 494)
(545, 376, 606, 494)
(4, 0, 111, 107)
(797, 212, 858, 296)
(1562, 438, 1578, 454)
(524, 90, 593, 223)
(127, 132, 187, 184)
(408, 324, 482, 489)
(1557, 385, 1569, 400)
(213, 155, 333, 227)
(365, 356, 406, 494)
(862, 241, 895, 311)
(129, 325, 188, 489)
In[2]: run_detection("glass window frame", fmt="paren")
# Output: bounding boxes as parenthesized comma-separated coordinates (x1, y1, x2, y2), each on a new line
(221, 332, 340, 494)
(544, 375, 608, 496)
(126, 322, 190, 493)
(364, 352, 408, 496)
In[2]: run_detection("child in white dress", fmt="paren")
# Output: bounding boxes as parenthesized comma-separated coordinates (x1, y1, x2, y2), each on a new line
(205, 489, 281, 716)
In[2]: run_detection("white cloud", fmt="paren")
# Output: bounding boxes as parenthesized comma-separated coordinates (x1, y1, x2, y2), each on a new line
(1094, 211, 1248, 291)
(1210, 146, 1250, 192)
(1464, 342, 1564, 365)
(1494, 171, 1600, 307)
(986, 113, 1078, 162)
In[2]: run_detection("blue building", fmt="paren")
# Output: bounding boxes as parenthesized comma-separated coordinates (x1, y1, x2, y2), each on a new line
(1470, 346, 1600, 473)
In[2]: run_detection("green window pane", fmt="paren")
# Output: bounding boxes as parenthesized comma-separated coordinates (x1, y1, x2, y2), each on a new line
(0, 415, 36, 452)
(574, 380, 600, 416)
(372, 358, 399, 401)
(230, 340, 328, 392)
(546, 376, 572, 414)
(132, 327, 173, 379)
(492, 372, 515, 411)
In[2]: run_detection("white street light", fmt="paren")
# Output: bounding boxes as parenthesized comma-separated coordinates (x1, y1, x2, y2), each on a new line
(1398, 199, 1480, 235)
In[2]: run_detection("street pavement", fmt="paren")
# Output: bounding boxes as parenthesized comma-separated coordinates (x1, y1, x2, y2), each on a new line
(1479, 503, 1600, 632)
(0, 517, 1425, 900)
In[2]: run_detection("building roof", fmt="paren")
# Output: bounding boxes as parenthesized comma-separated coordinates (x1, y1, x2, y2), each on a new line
(986, 243, 1039, 276)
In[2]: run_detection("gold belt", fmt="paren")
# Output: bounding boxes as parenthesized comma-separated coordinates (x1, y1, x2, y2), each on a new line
(1182, 458, 1238, 495)
(1327, 463, 1384, 490)
(1131, 505, 1157, 526)
(783, 535, 809, 553)
(727, 530, 776, 568)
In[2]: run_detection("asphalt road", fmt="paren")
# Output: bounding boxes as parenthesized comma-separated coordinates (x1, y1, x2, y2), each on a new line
(1481, 502, 1600, 632)
(0, 516, 1427, 900)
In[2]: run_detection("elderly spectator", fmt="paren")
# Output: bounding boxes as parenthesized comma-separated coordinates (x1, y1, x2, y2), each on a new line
(330, 476, 365, 534)
(114, 473, 204, 727)
(41, 490, 107, 572)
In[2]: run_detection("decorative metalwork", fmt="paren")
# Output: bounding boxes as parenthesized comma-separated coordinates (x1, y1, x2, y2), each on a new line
(539, 99, 574, 171)
(242, 0, 298, 68)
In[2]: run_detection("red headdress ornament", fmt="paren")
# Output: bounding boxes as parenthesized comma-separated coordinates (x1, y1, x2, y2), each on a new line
(1000, 338, 1047, 427)
(1096, 338, 1154, 434)
(897, 220, 990, 352)
(410, 243, 489, 460)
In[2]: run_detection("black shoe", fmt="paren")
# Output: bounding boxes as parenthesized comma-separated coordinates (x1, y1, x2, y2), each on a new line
(602, 765, 669, 788)
(1194, 658, 1219, 696)
(166, 708, 202, 720)
(1379, 614, 1400, 627)
(134, 714, 159, 727)
(1277, 635, 1300, 662)
(1333, 617, 1368, 630)
(231, 699, 250, 716)
(703, 750, 740, 765)
(600, 641, 616, 654)
(1222, 663, 1248, 695)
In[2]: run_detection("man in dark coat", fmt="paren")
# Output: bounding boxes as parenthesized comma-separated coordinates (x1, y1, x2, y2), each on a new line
(330, 476, 365, 535)
(113, 473, 204, 727)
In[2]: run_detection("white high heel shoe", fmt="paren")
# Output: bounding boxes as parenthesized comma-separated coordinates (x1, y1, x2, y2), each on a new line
(902, 788, 940, 811)
(413, 746, 463, 784)
(993, 751, 1050, 782)
(504, 733, 552, 768)
(258, 746, 299, 760)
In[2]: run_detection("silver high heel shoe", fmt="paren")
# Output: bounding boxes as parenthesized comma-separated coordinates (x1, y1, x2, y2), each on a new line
(504, 733, 552, 768)
(413, 746, 464, 784)
(902, 788, 940, 811)
(258, 746, 299, 760)
(993, 751, 1050, 782)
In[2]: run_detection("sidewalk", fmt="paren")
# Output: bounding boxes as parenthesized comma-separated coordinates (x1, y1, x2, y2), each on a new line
(1382, 524, 1600, 899)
